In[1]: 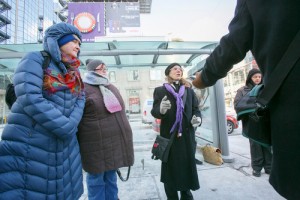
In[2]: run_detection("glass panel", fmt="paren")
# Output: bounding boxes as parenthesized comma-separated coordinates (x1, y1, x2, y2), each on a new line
(157, 54, 191, 65)
(111, 41, 164, 50)
(79, 56, 116, 68)
(119, 55, 153, 65)
(81, 42, 109, 50)
(168, 41, 214, 49)
(194, 87, 213, 142)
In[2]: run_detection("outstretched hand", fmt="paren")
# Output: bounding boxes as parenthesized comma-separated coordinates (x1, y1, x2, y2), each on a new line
(192, 72, 206, 89)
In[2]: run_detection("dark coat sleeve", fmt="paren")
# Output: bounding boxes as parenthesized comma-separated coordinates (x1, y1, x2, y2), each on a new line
(201, 0, 253, 87)
(191, 89, 201, 119)
(233, 87, 244, 111)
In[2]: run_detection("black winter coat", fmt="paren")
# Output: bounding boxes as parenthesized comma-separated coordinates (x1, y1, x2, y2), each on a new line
(151, 85, 201, 191)
(200, 1, 300, 199)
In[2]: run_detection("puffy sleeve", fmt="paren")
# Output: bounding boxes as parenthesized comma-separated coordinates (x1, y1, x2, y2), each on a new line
(201, 0, 253, 87)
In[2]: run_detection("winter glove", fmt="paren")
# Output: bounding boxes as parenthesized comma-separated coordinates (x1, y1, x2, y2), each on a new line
(160, 96, 171, 114)
(191, 115, 202, 127)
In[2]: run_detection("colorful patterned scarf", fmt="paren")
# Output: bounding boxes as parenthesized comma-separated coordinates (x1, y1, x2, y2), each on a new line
(43, 53, 84, 96)
(164, 83, 185, 136)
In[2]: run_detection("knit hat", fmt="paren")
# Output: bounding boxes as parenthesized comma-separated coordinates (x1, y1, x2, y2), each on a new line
(85, 59, 93, 66)
(165, 63, 182, 76)
(58, 34, 81, 47)
(86, 59, 105, 71)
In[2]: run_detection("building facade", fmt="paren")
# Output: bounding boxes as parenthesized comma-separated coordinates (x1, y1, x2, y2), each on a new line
(0, 0, 62, 44)
(223, 52, 256, 109)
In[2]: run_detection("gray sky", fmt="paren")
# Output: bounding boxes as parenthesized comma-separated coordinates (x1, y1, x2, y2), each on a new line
(140, 0, 237, 41)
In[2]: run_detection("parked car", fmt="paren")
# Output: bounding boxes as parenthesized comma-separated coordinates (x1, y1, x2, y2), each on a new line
(152, 118, 161, 132)
(152, 115, 238, 134)
(142, 99, 154, 124)
(226, 115, 239, 134)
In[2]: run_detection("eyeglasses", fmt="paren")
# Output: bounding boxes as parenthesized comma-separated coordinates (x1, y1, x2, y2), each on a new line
(95, 68, 108, 71)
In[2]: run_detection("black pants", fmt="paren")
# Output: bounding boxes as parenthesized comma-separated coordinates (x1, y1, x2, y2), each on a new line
(249, 140, 272, 172)
(164, 184, 194, 200)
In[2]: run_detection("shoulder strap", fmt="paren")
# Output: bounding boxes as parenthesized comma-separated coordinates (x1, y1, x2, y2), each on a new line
(116, 166, 131, 182)
(257, 31, 300, 107)
(162, 132, 176, 161)
(40, 51, 51, 69)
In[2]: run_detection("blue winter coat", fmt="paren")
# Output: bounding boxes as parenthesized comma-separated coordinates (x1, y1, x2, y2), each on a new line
(0, 23, 85, 200)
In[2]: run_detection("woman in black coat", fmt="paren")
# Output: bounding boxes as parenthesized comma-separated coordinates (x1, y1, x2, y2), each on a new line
(234, 68, 272, 177)
(151, 63, 202, 200)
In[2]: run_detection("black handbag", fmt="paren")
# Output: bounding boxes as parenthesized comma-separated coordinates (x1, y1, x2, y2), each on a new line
(236, 30, 300, 147)
(151, 133, 175, 163)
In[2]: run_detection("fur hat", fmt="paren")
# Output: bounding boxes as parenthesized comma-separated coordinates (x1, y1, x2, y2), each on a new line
(165, 63, 182, 76)
(86, 59, 105, 71)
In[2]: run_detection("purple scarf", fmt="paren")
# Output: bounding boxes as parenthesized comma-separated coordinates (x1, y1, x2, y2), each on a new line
(164, 83, 185, 136)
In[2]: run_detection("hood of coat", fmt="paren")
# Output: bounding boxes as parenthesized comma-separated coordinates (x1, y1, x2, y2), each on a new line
(43, 22, 82, 71)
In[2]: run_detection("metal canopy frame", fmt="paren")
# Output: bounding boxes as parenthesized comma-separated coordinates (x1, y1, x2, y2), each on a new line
(0, 41, 218, 70)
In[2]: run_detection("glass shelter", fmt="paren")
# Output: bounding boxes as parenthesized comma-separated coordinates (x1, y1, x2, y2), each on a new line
(0, 41, 233, 162)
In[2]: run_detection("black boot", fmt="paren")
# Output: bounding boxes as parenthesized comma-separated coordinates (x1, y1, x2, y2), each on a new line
(195, 158, 203, 165)
(180, 190, 194, 200)
(252, 170, 261, 177)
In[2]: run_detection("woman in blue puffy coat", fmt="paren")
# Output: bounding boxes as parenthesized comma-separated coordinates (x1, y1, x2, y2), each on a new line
(0, 23, 85, 200)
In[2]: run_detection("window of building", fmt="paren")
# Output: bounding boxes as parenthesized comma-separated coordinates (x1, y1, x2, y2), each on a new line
(127, 89, 140, 113)
(233, 71, 245, 86)
(127, 70, 139, 81)
(109, 71, 116, 82)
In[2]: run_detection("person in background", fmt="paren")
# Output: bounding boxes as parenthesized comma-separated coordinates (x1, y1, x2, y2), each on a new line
(77, 59, 134, 200)
(0, 22, 85, 199)
(192, 1, 300, 199)
(234, 68, 272, 177)
(151, 63, 202, 200)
